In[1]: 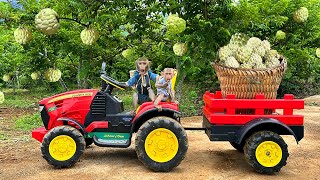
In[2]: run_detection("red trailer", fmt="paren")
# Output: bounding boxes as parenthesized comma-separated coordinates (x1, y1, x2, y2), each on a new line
(202, 91, 304, 174)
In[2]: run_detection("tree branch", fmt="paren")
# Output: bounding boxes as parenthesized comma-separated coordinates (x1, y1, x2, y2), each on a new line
(59, 17, 89, 27)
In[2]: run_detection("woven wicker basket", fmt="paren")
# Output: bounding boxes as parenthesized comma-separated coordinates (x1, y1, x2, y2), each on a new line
(214, 57, 287, 114)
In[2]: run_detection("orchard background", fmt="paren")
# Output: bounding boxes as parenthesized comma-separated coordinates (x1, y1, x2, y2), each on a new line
(1, 0, 320, 116)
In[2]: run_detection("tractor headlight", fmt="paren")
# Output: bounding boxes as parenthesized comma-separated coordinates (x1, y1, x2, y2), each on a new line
(39, 105, 44, 112)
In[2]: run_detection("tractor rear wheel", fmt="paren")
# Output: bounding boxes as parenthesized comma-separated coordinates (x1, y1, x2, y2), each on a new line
(244, 131, 288, 174)
(135, 117, 188, 172)
(41, 125, 85, 168)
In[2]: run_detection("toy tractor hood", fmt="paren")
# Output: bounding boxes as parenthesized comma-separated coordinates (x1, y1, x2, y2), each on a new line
(39, 89, 99, 105)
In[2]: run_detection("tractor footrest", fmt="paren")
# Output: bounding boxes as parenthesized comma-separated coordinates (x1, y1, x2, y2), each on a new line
(93, 135, 131, 148)
(32, 127, 48, 142)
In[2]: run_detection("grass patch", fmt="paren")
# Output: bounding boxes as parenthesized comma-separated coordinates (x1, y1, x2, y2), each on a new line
(15, 113, 42, 131)
(0, 133, 9, 140)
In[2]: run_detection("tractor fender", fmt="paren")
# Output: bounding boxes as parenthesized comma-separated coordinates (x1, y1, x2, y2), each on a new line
(131, 108, 182, 133)
(235, 118, 300, 145)
(57, 117, 87, 134)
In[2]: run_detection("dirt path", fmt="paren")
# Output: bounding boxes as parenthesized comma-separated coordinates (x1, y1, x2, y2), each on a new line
(0, 104, 320, 180)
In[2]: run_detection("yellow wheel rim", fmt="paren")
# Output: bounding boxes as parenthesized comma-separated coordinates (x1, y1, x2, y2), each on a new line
(145, 128, 179, 163)
(255, 141, 282, 167)
(49, 135, 77, 161)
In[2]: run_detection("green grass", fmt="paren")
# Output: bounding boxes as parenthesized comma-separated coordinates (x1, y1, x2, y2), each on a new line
(0, 133, 9, 140)
(15, 113, 42, 131)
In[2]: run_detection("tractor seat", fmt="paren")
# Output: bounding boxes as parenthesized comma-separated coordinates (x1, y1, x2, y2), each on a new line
(101, 75, 127, 90)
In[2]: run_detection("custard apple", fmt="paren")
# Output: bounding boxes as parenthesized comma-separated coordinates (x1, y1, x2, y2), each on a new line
(235, 46, 252, 63)
(240, 63, 253, 69)
(254, 63, 267, 69)
(3, 74, 11, 82)
(80, 28, 99, 45)
(247, 37, 262, 48)
(316, 48, 320, 58)
(14, 27, 32, 44)
(229, 33, 249, 46)
(225, 56, 240, 68)
(166, 14, 186, 35)
(265, 59, 280, 68)
(31, 72, 40, 80)
(218, 45, 233, 62)
(264, 50, 280, 62)
(276, 30, 286, 40)
(248, 53, 263, 66)
(173, 42, 187, 56)
(293, 7, 309, 23)
(44, 68, 61, 82)
(261, 40, 271, 51)
(227, 44, 239, 54)
(0, 91, 4, 104)
(122, 49, 135, 59)
(35, 8, 60, 35)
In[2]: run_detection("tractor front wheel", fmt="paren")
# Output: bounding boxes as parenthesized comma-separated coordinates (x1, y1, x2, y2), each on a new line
(41, 125, 86, 168)
(135, 117, 188, 172)
(244, 131, 288, 174)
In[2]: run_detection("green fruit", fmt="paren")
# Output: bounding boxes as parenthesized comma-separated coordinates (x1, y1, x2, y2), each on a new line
(31, 72, 40, 80)
(254, 63, 267, 69)
(225, 56, 240, 68)
(80, 28, 99, 45)
(35, 8, 60, 35)
(229, 33, 249, 46)
(248, 53, 263, 66)
(293, 7, 309, 23)
(247, 37, 262, 48)
(240, 63, 253, 69)
(261, 40, 271, 51)
(0, 91, 4, 104)
(235, 46, 252, 63)
(44, 68, 61, 82)
(166, 14, 186, 35)
(276, 30, 286, 40)
(265, 59, 280, 68)
(264, 50, 280, 62)
(3, 74, 11, 82)
(218, 45, 233, 62)
(173, 42, 187, 56)
(316, 48, 320, 58)
(14, 27, 32, 44)
(122, 49, 135, 59)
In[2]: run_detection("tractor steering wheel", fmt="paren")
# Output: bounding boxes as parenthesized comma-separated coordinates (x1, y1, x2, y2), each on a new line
(100, 62, 127, 90)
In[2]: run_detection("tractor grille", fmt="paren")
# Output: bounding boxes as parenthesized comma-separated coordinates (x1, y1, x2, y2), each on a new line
(91, 93, 106, 117)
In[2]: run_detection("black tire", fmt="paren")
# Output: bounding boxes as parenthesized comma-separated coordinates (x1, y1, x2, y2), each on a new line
(85, 138, 93, 147)
(244, 131, 289, 174)
(41, 125, 86, 168)
(229, 141, 244, 152)
(135, 117, 188, 172)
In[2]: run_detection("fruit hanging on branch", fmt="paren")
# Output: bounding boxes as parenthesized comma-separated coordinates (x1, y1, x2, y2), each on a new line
(31, 72, 40, 80)
(14, 27, 32, 44)
(293, 7, 309, 23)
(35, 8, 60, 35)
(173, 42, 187, 56)
(80, 28, 99, 45)
(316, 48, 320, 58)
(166, 14, 186, 35)
(44, 68, 61, 82)
(276, 30, 286, 40)
(0, 91, 4, 104)
(122, 49, 135, 59)
(3, 74, 11, 82)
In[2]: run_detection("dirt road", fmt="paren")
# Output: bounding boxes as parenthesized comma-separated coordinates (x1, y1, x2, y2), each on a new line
(0, 103, 319, 180)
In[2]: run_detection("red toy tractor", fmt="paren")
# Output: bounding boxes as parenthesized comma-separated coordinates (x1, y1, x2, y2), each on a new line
(32, 62, 188, 172)
(32, 62, 304, 174)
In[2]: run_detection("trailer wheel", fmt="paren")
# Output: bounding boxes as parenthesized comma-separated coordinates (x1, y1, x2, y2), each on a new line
(41, 125, 85, 168)
(135, 117, 188, 172)
(229, 141, 244, 152)
(244, 131, 288, 174)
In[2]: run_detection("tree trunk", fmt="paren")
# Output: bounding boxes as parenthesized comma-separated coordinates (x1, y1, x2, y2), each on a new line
(175, 59, 187, 102)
